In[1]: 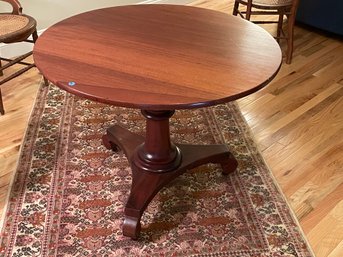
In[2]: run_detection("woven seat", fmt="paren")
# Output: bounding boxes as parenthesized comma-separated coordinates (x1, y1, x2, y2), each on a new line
(0, 0, 38, 115)
(238, 0, 293, 7)
(233, 0, 299, 64)
(0, 14, 36, 42)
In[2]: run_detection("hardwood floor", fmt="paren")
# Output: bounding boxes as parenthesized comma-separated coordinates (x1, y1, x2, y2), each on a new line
(0, 1, 342, 256)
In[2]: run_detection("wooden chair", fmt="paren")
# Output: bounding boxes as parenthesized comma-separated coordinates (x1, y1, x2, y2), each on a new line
(232, 0, 300, 64)
(0, 0, 37, 115)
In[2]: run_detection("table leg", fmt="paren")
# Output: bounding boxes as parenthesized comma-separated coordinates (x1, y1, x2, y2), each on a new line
(102, 110, 238, 239)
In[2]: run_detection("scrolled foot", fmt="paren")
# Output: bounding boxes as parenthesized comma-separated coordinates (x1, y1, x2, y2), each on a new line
(102, 134, 119, 151)
(123, 215, 141, 240)
(220, 154, 238, 175)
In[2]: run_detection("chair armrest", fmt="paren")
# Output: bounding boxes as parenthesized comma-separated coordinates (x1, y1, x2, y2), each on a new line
(1, 0, 23, 15)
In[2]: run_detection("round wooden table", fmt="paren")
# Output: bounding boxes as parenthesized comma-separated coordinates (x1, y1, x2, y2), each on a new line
(33, 4, 282, 239)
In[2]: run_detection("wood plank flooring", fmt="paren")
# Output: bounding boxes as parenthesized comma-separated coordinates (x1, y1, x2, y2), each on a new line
(0, 1, 342, 256)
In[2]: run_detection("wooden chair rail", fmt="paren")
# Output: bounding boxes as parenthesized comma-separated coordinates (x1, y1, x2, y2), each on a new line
(0, 0, 38, 115)
(0, 51, 33, 74)
(0, 57, 32, 66)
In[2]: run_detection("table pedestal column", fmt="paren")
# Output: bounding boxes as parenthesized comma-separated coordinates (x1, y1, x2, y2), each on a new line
(102, 110, 238, 239)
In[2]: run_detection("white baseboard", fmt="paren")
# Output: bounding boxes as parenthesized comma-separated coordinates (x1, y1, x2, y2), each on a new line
(0, 29, 45, 58)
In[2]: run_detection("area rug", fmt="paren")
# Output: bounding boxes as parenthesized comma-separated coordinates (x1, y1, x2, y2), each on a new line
(0, 83, 313, 257)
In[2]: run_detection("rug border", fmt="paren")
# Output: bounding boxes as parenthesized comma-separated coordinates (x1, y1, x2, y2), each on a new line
(234, 101, 316, 257)
(0, 82, 315, 256)
(0, 78, 46, 232)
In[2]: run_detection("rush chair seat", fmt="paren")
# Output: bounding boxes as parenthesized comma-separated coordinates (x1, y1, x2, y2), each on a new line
(232, 0, 300, 64)
(0, 0, 38, 115)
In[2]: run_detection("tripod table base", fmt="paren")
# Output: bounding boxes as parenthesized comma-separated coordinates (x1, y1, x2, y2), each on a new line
(103, 124, 238, 239)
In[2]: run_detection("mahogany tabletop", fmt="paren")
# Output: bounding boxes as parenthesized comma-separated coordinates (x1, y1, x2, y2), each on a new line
(33, 4, 282, 110)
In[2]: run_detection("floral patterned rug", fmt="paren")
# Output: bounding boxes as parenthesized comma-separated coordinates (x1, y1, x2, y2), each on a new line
(0, 84, 313, 256)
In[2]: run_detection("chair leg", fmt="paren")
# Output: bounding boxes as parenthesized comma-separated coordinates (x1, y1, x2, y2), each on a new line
(233, 1, 239, 16)
(286, 13, 295, 64)
(32, 29, 38, 43)
(276, 11, 284, 43)
(43, 77, 49, 86)
(0, 88, 4, 115)
(246, 1, 253, 20)
(0, 59, 3, 77)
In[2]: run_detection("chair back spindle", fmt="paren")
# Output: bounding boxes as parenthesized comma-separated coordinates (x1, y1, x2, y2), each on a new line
(232, 0, 300, 64)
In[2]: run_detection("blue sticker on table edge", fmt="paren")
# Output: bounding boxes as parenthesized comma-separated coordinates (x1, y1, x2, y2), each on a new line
(68, 81, 76, 86)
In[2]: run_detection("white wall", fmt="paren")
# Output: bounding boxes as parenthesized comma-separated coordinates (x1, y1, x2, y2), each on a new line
(1, 0, 192, 30)
(0, 0, 191, 57)
(20, 0, 143, 30)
